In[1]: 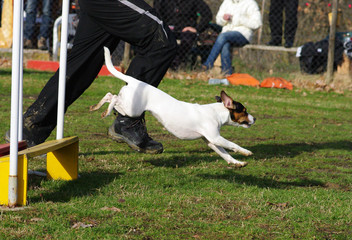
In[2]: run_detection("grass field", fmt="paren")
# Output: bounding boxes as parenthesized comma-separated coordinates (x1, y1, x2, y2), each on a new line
(0, 68, 351, 239)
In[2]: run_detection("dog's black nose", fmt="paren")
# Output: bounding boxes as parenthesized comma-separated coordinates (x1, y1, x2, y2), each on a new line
(253, 117, 256, 122)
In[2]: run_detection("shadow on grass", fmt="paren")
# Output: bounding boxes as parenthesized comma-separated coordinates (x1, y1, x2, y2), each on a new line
(250, 140, 352, 160)
(79, 150, 131, 156)
(0, 69, 50, 75)
(0, 69, 11, 75)
(146, 153, 218, 168)
(198, 171, 325, 189)
(28, 171, 121, 203)
(147, 140, 352, 168)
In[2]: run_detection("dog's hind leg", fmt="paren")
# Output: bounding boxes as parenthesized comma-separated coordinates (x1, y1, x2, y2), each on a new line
(202, 138, 248, 168)
(90, 92, 114, 112)
(101, 94, 125, 118)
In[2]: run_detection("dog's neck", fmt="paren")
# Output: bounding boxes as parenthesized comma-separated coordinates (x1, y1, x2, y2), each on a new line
(208, 102, 233, 125)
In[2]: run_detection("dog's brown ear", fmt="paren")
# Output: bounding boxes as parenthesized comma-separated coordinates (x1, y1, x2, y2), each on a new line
(220, 91, 235, 109)
(215, 96, 222, 102)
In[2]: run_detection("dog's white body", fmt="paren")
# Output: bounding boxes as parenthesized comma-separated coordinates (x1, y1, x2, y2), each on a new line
(90, 47, 255, 167)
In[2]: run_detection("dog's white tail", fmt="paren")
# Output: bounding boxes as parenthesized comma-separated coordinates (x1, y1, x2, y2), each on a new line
(104, 47, 134, 84)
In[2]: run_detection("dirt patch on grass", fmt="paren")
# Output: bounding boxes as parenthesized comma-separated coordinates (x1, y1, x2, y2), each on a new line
(324, 182, 351, 192)
(0, 58, 11, 68)
(315, 223, 352, 239)
(292, 72, 352, 93)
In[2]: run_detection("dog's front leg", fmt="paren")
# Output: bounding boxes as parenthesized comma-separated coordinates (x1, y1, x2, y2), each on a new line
(203, 138, 248, 167)
(204, 134, 252, 156)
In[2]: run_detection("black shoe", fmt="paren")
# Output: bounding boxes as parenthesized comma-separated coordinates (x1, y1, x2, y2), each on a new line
(284, 42, 293, 48)
(5, 129, 37, 148)
(108, 113, 163, 154)
(266, 40, 281, 46)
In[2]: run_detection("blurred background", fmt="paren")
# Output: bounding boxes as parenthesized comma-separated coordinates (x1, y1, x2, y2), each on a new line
(0, 0, 352, 84)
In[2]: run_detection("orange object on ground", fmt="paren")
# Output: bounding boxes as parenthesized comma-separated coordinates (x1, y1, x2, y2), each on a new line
(26, 60, 123, 76)
(260, 77, 293, 90)
(226, 73, 260, 87)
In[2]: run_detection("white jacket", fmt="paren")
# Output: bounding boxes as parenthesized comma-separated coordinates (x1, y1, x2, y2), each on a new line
(216, 0, 262, 42)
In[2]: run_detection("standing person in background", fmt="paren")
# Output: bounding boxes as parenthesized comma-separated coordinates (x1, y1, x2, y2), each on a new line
(0, 0, 3, 27)
(202, 0, 262, 76)
(154, 0, 212, 70)
(267, 0, 298, 48)
(6, 0, 177, 154)
(23, 0, 52, 50)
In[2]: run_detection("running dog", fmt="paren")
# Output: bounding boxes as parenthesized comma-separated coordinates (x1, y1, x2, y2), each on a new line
(90, 47, 256, 168)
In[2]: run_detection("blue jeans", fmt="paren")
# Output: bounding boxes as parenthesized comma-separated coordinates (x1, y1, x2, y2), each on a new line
(203, 31, 249, 75)
(24, 0, 52, 39)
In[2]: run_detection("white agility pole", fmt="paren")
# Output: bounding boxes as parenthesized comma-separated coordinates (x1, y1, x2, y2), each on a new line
(18, 7, 24, 141)
(56, 0, 70, 140)
(9, 0, 24, 207)
(8, 0, 69, 206)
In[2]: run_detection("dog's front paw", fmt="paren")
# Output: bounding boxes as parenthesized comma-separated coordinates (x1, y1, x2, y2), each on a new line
(226, 158, 248, 168)
(243, 150, 253, 156)
(232, 161, 248, 168)
(101, 109, 109, 118)
(89, 104, 98, 111)
(240, 149, 253, 156)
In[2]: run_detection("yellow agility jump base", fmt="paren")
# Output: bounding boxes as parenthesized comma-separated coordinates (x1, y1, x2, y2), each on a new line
(0, 136, 79, 206)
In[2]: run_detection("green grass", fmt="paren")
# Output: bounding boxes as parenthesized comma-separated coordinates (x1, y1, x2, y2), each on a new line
(0, 68, 352, 239)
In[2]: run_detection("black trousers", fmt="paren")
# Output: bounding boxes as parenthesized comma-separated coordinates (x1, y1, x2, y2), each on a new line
(269, 0, 298, 43)
(22, 0, 177, 144)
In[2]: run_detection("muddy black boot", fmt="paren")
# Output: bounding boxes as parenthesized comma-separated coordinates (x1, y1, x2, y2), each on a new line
(108, 113, 163, 154)
(5, 128, 40, 148)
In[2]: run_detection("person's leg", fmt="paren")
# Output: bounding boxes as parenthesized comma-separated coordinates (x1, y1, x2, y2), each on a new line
(283, 0, 298, 47)
(37, 0, 52, 50)
(268, 0, 283, 45)
(80, 0, 177, 87)
(22, 11, 120, 146)
(80, 0, 176, 153)
(220, 32, 249, 75)
(220, 42, 233, 75)
(203, 31, 248, 72)
(203, 33, 227, 69)
(0, 0, 3, 27)
(82, 0, 177, 153)
(23, 0, 38, 47)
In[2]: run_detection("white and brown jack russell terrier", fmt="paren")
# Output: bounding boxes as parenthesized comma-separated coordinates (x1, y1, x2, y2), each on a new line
(90, 47, 256, 168)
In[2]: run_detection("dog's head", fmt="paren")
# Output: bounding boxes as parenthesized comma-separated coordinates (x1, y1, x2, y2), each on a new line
(215, 90, 256, 128)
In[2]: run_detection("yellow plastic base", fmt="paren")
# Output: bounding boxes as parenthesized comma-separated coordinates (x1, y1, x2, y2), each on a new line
(0, 136, 79, 206)
(47, 140, 79, 180)
(0, 155, 28, 206)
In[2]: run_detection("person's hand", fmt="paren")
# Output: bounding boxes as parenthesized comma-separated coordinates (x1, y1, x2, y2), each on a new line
(182, 27, 197, 33)
(223, 14, 232, 21)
